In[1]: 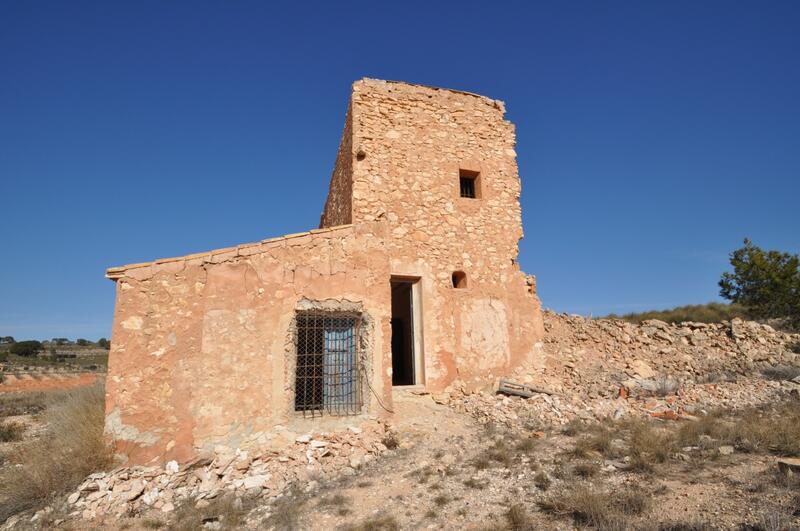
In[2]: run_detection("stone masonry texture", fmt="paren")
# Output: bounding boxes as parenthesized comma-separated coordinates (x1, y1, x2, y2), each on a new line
(104, 78, 545, 465)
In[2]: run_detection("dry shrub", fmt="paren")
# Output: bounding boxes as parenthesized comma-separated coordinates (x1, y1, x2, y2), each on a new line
(263, 489, 307, 531)
(0, 391, 48, 417)
(628, 422, 674, 472)
(533, 471, 551, 491)
(505, 503, 534, 530)
(0, 383, 112, 521)
(538, 486, 628, 531)
(381, 431, 400, 450)
(344, 513, 399, 531)
(654, 376, 680, 397)
(562, 418, 588, 437)
(761, 365, 800, 381)
(515, 436, 538, 454)
(0, 420, 24, 442)
(573, 462, 600, 478)
(473, 439, 514, 469)
(171, 493, 257, 531)
(677, 403, 800, 456)
(463, 477, 486, 490)
(614, 490, 649, 515)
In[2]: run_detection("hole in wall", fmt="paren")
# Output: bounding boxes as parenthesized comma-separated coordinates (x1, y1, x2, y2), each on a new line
(452, 271, 467, 289)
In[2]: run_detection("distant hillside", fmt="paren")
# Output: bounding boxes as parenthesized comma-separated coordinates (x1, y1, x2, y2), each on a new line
(603, 302, 751, 324)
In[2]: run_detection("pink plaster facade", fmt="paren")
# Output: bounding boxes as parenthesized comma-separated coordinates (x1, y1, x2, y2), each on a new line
(105, 79, 544, 465)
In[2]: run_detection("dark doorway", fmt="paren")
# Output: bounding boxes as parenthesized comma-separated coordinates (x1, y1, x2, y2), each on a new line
(391, 280, 415, 385)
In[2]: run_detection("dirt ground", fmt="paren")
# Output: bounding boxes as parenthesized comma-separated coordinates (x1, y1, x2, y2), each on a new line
(2, 381, 799, 530)
(242, 388, 799, 531)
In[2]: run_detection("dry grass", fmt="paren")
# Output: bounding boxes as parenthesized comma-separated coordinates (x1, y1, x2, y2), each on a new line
(573, 461, 600, 478)
(538, 486, 628, 531)
(170, 493, 256, 531)
(381, 431, 400, 450)
(318, 493, 352, 516)
(0, 383, 112, 522)
(628, 422, 675, 472)
(654, 376, 681, 397)
(263, 489, 307, 531)
(677, 403, 800, 456)
(463, 477, 487, 490)
(472, 439, 515, 469)
(533, 471, 551, 491)
(0, 391, 48, 417)
(761, 364, 800, 381)
(505, 503, 534, 530)
(0, 420, 24, 442)
(343, 513, 399, 531)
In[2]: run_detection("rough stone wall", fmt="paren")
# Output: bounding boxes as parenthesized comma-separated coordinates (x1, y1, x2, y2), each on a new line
(346, 79, 544, 391)
(105, 223, 392, 464)
(319, 105, 354, 228)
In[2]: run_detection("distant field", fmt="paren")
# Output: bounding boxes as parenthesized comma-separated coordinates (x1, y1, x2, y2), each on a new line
(603, 302, 751, 324)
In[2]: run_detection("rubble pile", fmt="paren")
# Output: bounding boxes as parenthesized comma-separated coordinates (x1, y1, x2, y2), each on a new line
(65, 421, 391, 521)
(442, 312, 800, 428)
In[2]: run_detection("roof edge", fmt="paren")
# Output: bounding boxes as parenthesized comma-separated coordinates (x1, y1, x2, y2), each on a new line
(105, 224, 354, 280)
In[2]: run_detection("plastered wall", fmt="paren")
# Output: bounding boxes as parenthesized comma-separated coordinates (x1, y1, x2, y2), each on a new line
(105, 224, 391, 464)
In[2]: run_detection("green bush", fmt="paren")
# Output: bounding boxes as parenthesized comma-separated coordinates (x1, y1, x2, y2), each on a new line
(9, 340, 43, 357)
(605, 302, 749, 324)
(720, 239, 800, 329)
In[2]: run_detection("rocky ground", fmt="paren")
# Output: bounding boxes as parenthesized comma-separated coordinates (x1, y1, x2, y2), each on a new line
(2, 312, 799, 530)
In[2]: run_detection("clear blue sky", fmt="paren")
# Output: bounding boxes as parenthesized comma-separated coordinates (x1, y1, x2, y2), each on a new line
(1, 1, 798, 341)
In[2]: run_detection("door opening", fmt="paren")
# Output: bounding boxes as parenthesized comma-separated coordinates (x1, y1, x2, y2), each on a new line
(390, 279, 423, 386)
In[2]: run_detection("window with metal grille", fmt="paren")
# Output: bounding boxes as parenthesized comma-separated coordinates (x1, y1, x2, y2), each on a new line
(459, 169, 480, 199)
(294, 312, 363, 417)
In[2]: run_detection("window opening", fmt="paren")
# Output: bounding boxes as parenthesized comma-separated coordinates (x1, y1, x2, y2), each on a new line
(295, 312, 362, 417)
(459, 169, 479, 199)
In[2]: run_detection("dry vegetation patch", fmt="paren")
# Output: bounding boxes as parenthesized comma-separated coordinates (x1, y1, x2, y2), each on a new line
(0, 383, 112, 521)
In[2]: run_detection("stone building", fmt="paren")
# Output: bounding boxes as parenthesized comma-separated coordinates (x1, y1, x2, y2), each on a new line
(105, 78, 545, 464)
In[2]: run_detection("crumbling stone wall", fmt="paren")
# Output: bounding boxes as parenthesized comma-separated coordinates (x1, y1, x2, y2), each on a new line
(105, 223, 392, 464)
(345, 79, 544, 390)
(319, 105, 354, 228)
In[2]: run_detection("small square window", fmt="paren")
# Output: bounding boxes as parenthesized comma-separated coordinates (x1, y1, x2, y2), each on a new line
(459, 169, 480, 199)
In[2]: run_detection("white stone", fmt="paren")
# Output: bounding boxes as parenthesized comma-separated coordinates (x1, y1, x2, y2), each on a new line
(242, 474, 271, 489)
(165, 460, 179, 474)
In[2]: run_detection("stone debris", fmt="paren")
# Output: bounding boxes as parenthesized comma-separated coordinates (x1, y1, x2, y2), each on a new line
(441, 312, 800, 429)
(64, 420, 391, 521)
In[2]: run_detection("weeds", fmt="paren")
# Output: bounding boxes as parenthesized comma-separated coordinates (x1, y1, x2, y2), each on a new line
(343, 513, 399, 531)
(654, 376, 681, 396)
(761, 365, 800, 381)
(0, 392, 48, 417)
(0, 420, 24, 442)
(573, 461, 600, 478)
(318, 494, 352, 516)
(263, 489, 307, 531)
(433, 494, 450, 507)
(533, 471, 551, 490)
(381, 431, 400, 450)
(171, 493, 256, 531)
(676, 403, 800, 456)
(628, 422, 674, 472)
(463, 477, 486, 490)
(0, 383, 112, 522)
(505, 503, 534, 530)
(538, 486, 627, 530)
